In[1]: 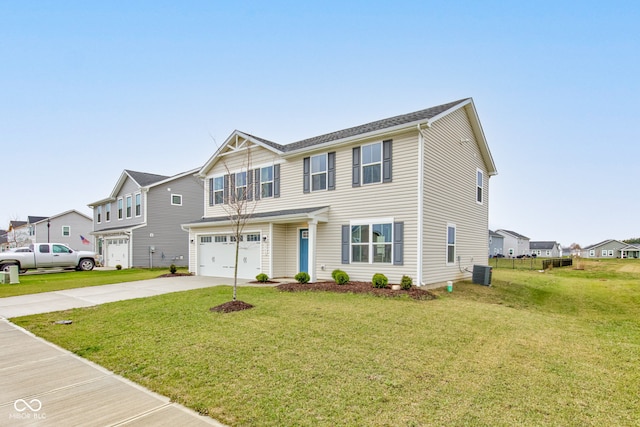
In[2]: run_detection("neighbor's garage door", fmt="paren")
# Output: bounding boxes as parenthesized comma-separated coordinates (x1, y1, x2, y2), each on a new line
(198, 233, 261, 279)
(106, 238, 129, 269)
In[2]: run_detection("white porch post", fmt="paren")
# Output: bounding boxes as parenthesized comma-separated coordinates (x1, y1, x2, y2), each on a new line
(308, 220, 318, 282)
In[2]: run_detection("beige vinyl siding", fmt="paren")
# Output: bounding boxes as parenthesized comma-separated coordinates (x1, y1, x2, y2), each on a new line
(422, 107, 489, 285)
(271, 224, 287, 277)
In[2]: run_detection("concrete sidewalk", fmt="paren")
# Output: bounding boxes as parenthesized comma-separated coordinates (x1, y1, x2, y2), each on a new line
(0, 275, 264, 426)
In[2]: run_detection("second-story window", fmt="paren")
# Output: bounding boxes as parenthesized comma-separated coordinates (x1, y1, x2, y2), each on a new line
(311, 154, 327, 191)
(214, 176, 224, 204)
(106, 203, 111, 221)
(171, 194, 183, 206)
(117, 198, 123, 220)
(476, 169, 484, 204)
(62, 226, 70, 236)
(235, 171, 247, 200)
(135, 193, 141, 216)
(97, 206, 102, 223)
(362, 142, 382, 185)
(261, 166, 273, 198)
(126, 195, 132, 218)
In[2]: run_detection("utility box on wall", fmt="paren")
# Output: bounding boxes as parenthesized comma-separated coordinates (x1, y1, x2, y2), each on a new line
(472, 265, 492, 286)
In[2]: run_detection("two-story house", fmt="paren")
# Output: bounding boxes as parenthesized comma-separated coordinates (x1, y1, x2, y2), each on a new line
(5, 216, 48, 248)
(495, 229, 530, 258)
(529, 241, 562, 258)
(182, 98, 497, 286)
(31, 210, 94, 249)
(88, 168, 203, 268)
(489, 230, 504, 257)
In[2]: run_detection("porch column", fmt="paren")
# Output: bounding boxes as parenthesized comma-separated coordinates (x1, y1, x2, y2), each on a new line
(308, 220, 318, 282)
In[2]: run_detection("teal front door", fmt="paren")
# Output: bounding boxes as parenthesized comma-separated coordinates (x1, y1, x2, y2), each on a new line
(299, 229, 309, 273)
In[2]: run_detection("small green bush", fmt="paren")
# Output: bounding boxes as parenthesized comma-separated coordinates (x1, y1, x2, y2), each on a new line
(400, 275, 413, 290)
(372, 273, 388, 288)
(335, 271, 350, 285)
(295, 272, 310, 284)
(331, 269, 342, 281)
(169, 264, 177, 274)
(256, 273, 269, 282)
(115, 264, 122, 270)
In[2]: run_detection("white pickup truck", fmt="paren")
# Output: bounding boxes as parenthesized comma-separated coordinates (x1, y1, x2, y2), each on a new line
(0, 243, 96, 273)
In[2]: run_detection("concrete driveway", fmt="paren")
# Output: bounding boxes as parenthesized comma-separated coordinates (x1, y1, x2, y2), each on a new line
(0, 275, 267, 426)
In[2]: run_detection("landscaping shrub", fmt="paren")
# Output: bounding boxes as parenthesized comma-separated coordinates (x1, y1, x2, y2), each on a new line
(170, 264, 177, 274)
(115, 264, 122, 270)
(256, 273, 269, 283)
(334, 271, 350, 285)
(295, 272, 310, 284)
(400, 275, 413, 290)
(331, 269, 342, 281)
(372, 273, 388, 288)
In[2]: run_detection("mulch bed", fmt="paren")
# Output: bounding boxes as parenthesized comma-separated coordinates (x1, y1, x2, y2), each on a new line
(277, 281, 437, 300)
(209, 300, 255, 313)
(157, 272, 194, 277)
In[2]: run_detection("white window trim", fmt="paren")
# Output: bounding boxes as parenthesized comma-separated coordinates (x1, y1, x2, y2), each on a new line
(62, 225, 70, 236)
(171, 194, 183, 206)
(589, 250, 595, 257)
(97, 206, 102, 224)
(235, 170, 247, 200)
(476, 168, 484, 205)
(361, 142, 382, 185)
(125, 195, 133, 219)
(134, 192, 142, 217)
(212, 175, 225, 205)
(349, 217, 394, 264)
(106, 203, 111, 222)
(117, 197, 124, 220)
(446, 223, 456, 265)
(311, 153, 328, 192)
(260, 166, 274, 198)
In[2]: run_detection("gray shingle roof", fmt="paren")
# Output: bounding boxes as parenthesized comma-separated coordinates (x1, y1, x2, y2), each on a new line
(530, 241, 557, 250)
(281, 99, 469, 151)
(125, 170, 170, 187)
(496, 229, 530, 240)
(28, 216, 49, 223)
(188, 206, 329, 225)
(241, 132, 287, 152)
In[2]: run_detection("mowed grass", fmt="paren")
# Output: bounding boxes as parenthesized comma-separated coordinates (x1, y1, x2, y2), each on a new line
(0, 268, 188, 298)
(13, 259, 640, 426)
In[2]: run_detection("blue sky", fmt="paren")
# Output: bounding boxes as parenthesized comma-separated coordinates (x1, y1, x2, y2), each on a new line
(2, 1, 639, 247)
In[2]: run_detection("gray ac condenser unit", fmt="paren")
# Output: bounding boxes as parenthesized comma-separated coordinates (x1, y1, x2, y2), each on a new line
(472, 265, 492, 286)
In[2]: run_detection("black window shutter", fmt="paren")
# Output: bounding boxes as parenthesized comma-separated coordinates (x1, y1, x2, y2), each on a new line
(223, 175, 229, 204)
(341, 225, 350, 264)
(383, 139, 393, 183)
(393, 221, 404, 265)
(328, 151, 336, 191)
(303, 157, 310, 193)
(274, 164, 280, 198)
(352, 147, 361, 187)
(247, 169, 253, 201)
(254, 169, 261, 200)
(209, 178, 214, 206)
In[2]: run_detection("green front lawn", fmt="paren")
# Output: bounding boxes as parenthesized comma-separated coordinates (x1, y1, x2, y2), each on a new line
(0, 268, 187, 298)
(13, 260, 640, 426)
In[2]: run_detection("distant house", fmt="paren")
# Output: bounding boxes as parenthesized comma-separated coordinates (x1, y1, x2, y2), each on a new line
(495, 229, 530, 257)
(582, 240, 640, 259)
(88, 168, 203, 269)
(3, 212, 93, 250)
(0, 229, 7, 252)
(489, 230, 504, 257)
(530, 241, 562, 258)
(5, 216, 48, 248)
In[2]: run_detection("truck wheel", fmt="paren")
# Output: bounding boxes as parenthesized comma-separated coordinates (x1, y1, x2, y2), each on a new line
(78, 259, 95, 271)
(1, 264, 18, 273)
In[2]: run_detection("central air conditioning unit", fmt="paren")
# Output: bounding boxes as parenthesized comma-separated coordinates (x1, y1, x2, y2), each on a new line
(472, 265, 492, 286)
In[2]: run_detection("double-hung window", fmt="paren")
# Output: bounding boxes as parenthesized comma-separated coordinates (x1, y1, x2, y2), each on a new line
(261, 166, 274, 198)
(235, 171, 247, 200)
(117, 198, 123, 220)
(601, 249, 607, 257)
(476, 169, 484, 204)
(350, 220, 393, 264)
(135, 193, 141, 216)
(447, 224, 456, 264)
(62, 226, 70, 236)
(311, 154, 327, 191)
(106, 203, 111, 221)
(97, 206, 102, 223)
(126, 195, 132, 218)
(213, 176, 224, 204)
(362, 142, 382, 184)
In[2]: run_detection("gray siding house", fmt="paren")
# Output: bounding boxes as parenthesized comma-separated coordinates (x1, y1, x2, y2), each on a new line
(582, 239, 640, 259)
(32, 210, 94, 250)
(183, 98, 498, 286)
(489, 230, 504, 257)
(89, 169, 203, 268)
(495, 229, 530, 257)
(529, 241, 562, 258)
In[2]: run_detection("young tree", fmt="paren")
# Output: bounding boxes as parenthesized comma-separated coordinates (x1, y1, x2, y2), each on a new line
(219, 146, 259, 302)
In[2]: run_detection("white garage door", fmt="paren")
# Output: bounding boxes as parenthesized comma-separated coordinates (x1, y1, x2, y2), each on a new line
(106, 238, 129, 269)
(199, 233, 261, 279)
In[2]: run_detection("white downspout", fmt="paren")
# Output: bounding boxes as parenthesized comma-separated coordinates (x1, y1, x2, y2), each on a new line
(417, 124, 425, 286)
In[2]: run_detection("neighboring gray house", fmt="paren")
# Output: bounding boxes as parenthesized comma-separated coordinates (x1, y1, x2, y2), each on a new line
(88, 168, 203, 268)
(495, 229, 530, 257)
(489, 230, 504, 257)
(183, 98, 498, 285)
(31, 210, 93, 250)
(530, 241, 562, 258)
(582, 240, 640, 259)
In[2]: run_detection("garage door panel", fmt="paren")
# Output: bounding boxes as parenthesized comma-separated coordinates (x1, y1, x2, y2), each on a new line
(199, 234, 260, 279)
